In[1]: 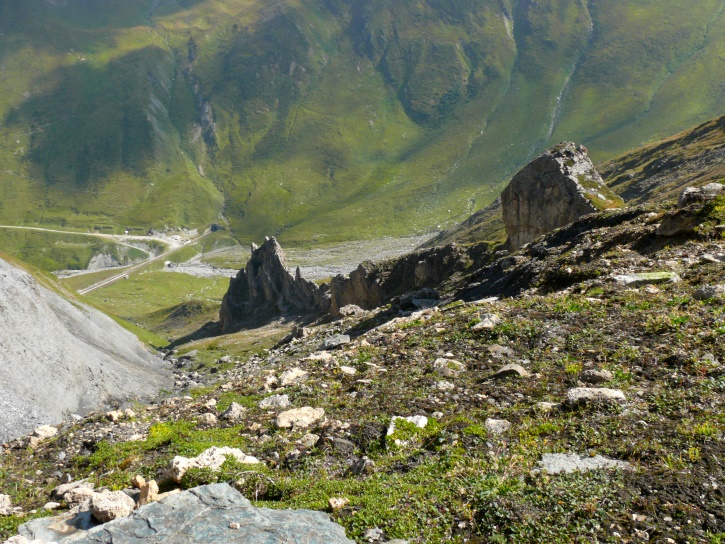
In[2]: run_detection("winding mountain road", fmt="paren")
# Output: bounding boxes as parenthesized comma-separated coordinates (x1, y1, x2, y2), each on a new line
(0, 225, 211, 295)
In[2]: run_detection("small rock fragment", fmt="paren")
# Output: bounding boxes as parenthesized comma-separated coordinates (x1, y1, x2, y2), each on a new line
(579, 369, 613, 384)
(567, 387, 626, 405)
(433, 358, 465, 377)
(0, 494, 12, 516)
(280, 368, 308, 386)
(328, 497, 350, 511)
(339, 366, 357, 376)
(537, 453, 632, 474)
(258, 394, 291, 409)
(220, 403, 246, 422)
(33, 425, 58, 440)
(491, 364, 530, 379)
(612, 272, 680, 287)
(472, 314, 501, 330)
(198, 413, 218, 426)
(485, 418, 511, 435)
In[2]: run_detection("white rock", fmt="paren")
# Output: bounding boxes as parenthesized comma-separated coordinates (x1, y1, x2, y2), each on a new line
(276, 407, 325, 429)
(198, 413, 218, 425)
(297, 433, 320, 448)
(258, 394, 291, 409)
(491, 364, 530, 379)
(339, 366, 357, 376)
(33, 425, 58, 440)
(51, 480, 94, 503)
(472, 314, 501, 330)
(485, 418, 511, 435)
(537, 453, 632, 474)
(280, 368, 308, 386)
(0, 494, 11, 516)
(435, 381, 455, 391)
(567, 387, 626, 404)
(169, 446, 260, 483)
(305, 352, 334, 362)
(387, 415, 429, 437)
(90, 490, 135, 523)
(42, 501, 61, 511)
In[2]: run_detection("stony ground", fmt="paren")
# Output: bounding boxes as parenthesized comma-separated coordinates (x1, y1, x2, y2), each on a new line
(3, 204, 725, 543)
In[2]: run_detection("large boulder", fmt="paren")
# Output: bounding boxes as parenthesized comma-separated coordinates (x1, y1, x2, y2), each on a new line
(219, 237, 330, 331)
(0, 258, 172, 443)
(18, 484, 353, 543)
(502, 142, 623, 250)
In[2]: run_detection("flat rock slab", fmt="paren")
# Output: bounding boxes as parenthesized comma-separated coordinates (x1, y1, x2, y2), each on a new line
(20, 483, 353, 543)
(567, 387, 625, 405)
(537, 453, 632, 475)
(321, 334, 351, 350)
(612, 272, 681, 287)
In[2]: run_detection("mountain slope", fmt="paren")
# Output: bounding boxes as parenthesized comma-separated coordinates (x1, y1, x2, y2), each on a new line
(0, 0, 723, 246)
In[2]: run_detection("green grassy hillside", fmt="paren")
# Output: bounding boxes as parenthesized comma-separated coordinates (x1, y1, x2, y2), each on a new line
(0, 0, 723, 245)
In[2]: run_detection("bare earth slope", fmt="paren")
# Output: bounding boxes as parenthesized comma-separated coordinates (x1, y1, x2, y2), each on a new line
(0, 258, 172, 443)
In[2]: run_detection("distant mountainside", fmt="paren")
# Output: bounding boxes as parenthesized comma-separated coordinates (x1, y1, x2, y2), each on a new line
(0, 0, 723, 244)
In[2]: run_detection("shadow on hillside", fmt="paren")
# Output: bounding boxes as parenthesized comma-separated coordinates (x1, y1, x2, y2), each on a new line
(5, 45, 173, 188)
(165, 321, 222, 351)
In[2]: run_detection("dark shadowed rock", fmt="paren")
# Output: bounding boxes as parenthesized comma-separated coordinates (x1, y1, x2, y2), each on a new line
(329, 245, 467, 316)
(502, 142, 623, 250)
(219, 238, 330, 331)
(19, 483, 353, 543)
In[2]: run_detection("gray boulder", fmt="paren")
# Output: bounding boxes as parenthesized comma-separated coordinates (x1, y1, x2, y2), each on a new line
(678, 183, 724, 208)
(502, 142, 623, 250)
(0, 258, 172, 443)
(18, 483, 353, 543)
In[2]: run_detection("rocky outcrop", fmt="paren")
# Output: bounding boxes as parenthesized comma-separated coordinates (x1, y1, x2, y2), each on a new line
(329, 244, 467, 315)
(18, 484, 353, 543)
(502, 142, 623, 250)
(0, 258, 172, 443)
(219, 238, 329, 331)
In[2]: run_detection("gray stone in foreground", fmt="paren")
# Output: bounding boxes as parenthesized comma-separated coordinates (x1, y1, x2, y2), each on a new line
(321, 334, 351, 350)
(19, 483, 353, 543)
(537, 453, 632, 475)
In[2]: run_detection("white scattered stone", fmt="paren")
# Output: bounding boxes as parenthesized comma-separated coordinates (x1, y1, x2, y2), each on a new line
(435, 381, 455, 391)
(204, 399, 218, 409)
(340, 366, 357, 376)
(485, 418, 511, 435)
(124, 409, 136, 419)
(537, 453, 632, 474)
(567, 387, 626, 404)
(33, 425, 58, 440)
(220, 403, 246, 422)
(198, 413, 218, 425)
(169, 446, 260, 483)
(536, 402, 561, 413)
(276, 407, 325, 429)
(0, 494, 12, 516)
(433, 358, 465, 377)
(280, 368, 308, 386)
(258, 394, 291, 409)
(90, 490, 135, 523)
(306, 352, 334, 362)
(387, 415, 429, 437)
(328, 497, 350, 511)
(472, 314, 501, 330)
(106, 410, 124, 423)
(51, 480, 94, 503)
(612, 272, 681, 287)
(42, 501, 61, 511)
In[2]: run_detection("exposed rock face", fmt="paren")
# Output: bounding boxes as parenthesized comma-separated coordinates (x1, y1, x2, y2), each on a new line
(502, 142, 623, 250)
(0, 258, 172, 443)
(19, 484, 353, 543)
(329, 244, 467, 316)
(219, 238, 330, 331)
